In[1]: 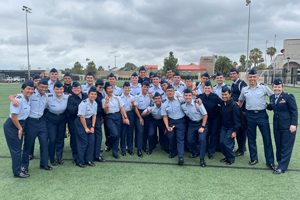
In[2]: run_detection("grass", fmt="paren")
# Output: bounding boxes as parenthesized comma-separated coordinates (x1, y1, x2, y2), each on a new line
(0, 81, 299, 200)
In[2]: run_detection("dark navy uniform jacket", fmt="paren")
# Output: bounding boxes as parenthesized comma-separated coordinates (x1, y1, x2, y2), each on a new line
(64, 84, 73, 95)
(196, 92, 223, 121)
(67, 93, 88, 120)
(267, 91, 298, 130)
(95, 91, 104, 119)
(138, 77, 150, 84)
(220, 99, 241, 132)
(231, 79, 247, 111)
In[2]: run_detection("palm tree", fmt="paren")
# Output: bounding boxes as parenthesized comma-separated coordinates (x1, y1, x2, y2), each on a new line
(266, 47, 277, 61)
(249, 48, 264, 68)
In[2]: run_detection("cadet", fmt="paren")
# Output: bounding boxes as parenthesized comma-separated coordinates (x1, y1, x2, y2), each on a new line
(196, 80, 223, 159)
(230, 67, 248, 156)
(120, 81, 135, 156)
(219, 86, 240, 165)
(148, 73, 164, 95)
(160, 79, 182, 101)
(212, 71, 227, 98)
(149, 71, 155, 87)
(46, 81, 69, 166)
(196, 72, 210, 94)
(130, 72, 142, 96)
(141, 92, 169, 155)
(47, 68, 58, 94)
(81, 71, 95, 94)
(94, 79, 106, 162)
(102, 82, 129, 159)
(138, 66, 150, 84)
(161, 85, 186, 165)
(67, 81, 88, 163)
(267, 78, 298, 174)
(184, 75, 198, 99)
(172, 72, 186, 94)
(107, 72, 123, 96)
(134, 81, 152, 157)
(3, 80, 34, 178)
(181, 88, 208, 167)
(165, 67, 185, 85)
(63, 72, 73, 95)
(238, 68, 276, 170)
(75, 86, 97, 168)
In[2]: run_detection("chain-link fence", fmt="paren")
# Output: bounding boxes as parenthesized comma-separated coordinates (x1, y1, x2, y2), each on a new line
(263, 74, 300, 87)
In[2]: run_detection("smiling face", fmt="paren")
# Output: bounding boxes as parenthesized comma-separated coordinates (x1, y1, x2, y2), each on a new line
(142, 85, 149, 94)
(131, 76, 138, 84)
(185, 79, 193, 87)
(154, 96, 162, 105)
(222, 91, 231, 102)
(105, 86, 113, 96)
(34, 78, 41, 87)
(108, 77, 116, 86)
(247, 74, 258, 86)
(54, 86, 64, 97)
(22, 86, 34, 98)
(49, 72, 58, 82)
(72, 86, 82, 96)
(161, 83, 168, 91)
(88, 91, 97, 101)
(215, 75, 224, 84)
(96, 85, 104, 94)
(272, 84, 283, 96)
(230, 71, 239, 82)
(86, 75, 95, 86)
(204, 85, 212, 95)
(166, 70, 173, 79)
(37, 84, 48, 95)
(173, 76, 180, 84)
(139, 70, 146, 79)
(153, 77, 160, 86)
(63, 76, 72, 85)
(201, 76, 209, 83)
(183, 92, 193, 103)
(123, 86, 131, 95)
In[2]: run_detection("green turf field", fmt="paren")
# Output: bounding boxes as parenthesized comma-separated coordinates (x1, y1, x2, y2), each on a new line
(0, 81, 299, 200)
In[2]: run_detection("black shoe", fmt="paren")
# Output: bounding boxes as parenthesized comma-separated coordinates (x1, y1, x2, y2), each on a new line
(235, 150, 244, 157)
(226, 160, 235, 165)
(100, 149, 103, 152)
(186, 149, 192, 153)
(94, 156, 106, 162)
(220, 158, 228, 163)
(72, 159, 76, 163)
(122, 151, 126, 156)
(127, 150, 134, 155)
(137, 150, 143, 158)
(113, 154, 120, 159)
(105, 146, 111, 152)
(57, 159, 64, 165)
(165, 149, 171, 154)
(29, 154, 34, 160)
(200, 159, 206, 167)
(147, 150, 152, 155)
(21, 167, 28, 174)
(76, 163, 87, 168)
(51, 161, 58, 166)
(86, 162, 96, 167)
(266, 164, 277, 171)
(249, 159, 259, 165)
(178, 157, 184, 165)
(169, 154, 177, 159)
(14, 172, 30, 178)
(40, 165, 53, 170)
(208, 153, 214, 159)
(142, 148, 149, 153)
(273, 169, 285, 175)
(189, 153, 199, 158)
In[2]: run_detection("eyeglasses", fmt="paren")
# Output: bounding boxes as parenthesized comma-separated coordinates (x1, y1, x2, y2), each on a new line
(99, 87, 104, 89)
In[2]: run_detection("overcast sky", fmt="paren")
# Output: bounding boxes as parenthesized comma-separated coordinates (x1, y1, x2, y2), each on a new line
(1, 0, 300, 71)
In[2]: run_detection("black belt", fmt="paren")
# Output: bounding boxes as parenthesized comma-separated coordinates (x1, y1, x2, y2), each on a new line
(246, 110, 265, 114)
(107, 112, 120, 115)
(85, 117, 92, 120)
(28, 117, 42, 120)
(49, 112, 64, 116)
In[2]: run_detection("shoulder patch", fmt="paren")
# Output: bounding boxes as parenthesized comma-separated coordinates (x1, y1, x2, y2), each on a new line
(288, 93, 290, 95)
(260, 83, 265, 85)
(174, 89, 178, 91)
(137, 92, 140, 95)
(213, 85, 216, 87)
(161, 93, 165, 95)
(64, 92, 69, 95)
(181, 102, 185, 105)
(130, 93, 134, 96)
(150, 103, 154, 107)
(16, 95, 22, 99)
(162, 99, 166, 103)
(83, 99, 87, 102)
(180, 84, 184, 86)
(48, 94, 53, 97)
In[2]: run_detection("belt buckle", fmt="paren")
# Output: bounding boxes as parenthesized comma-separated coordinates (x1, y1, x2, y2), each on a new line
(112, 112, 115, 114)
(37, 118, 40, 120)
(196, 120, 200, 122)
(254, 111, 258, 113)
(57, 114, 60, 116)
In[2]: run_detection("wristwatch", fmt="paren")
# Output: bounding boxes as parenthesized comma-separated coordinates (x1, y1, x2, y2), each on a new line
(125, 117, 128, 119)
(201, 126, 206, 129)
(91, 126, 95, 128)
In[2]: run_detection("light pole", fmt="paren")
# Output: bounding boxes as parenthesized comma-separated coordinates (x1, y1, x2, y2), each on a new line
(245, 0, 251, 79)
(286, 57, 290, 84)
(115, 55, 118, 69)
(22, 6, 31, 80)
(265, 40, 268, 68)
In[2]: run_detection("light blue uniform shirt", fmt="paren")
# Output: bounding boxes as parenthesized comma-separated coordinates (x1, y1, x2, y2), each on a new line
(81, 83, 95, 94)
(161, 97, 185, 120)
(47, 80, 56, 94)
(134, 93, 152, 110)
(29, 88, 48, 118)
(181, 101, 207, 121)
(166, 79, 185, 85)
(143, 104, 163, 120)
(46, 93, 69, 114)
(148, 85, 164, 95)
(161, 91, 182, 101)
(196, 84, 204, 95)
(113, 85, 123, 96)
(102, 95, 124, 113)
(130, 83, 142, 96)
(172, 83, 185, 94)
(120, 93, 135, 112)
(77, 99, 97, 118)
(212, 83, 226, 98)
(9, 93, 31, 120)
(239, 83, 274, 110)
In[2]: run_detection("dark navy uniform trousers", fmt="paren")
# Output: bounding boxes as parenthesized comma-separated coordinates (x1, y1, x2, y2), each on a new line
(68, 117, 78, 160)
(105, 112, 122, 155)
(187, 120, 207, 159)
(94, 115, 103, 158)
(167, 117, 186, 158)
(120, 110, 135, 152)
(206, 116, 221, 154)
(46, 112, 66, 163)
(136, 109, 150, 150)
(3, 118, 25, 175)
(148, 117, 167, 151)
(245, 110, 274, 164)
(74, 117, 95, 164)
(219, 127, 235, 161)
(22, 117, 48, 168)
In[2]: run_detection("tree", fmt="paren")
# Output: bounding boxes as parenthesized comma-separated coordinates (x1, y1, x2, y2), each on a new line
(72, 61, 84, 74)
(233, 61, 238, 66)
(61, 68, 72, 74)
(237, 65, 244, 72)
(85, 61, 97, 75)
(215, 56, 232, 76)
(118, 62, 137, 71)
(98, 66, 104, 71)
(266, 47, 277, 61)
(162, 51, 179, 75)
(254, 63, 266, 70)
(249, 48, 264, 68)
(239, 54, 253, 71)
(189, 63, 195, 65)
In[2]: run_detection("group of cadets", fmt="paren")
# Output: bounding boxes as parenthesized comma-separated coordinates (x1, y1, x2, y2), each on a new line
(3, 66, 298, 178)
